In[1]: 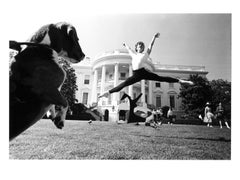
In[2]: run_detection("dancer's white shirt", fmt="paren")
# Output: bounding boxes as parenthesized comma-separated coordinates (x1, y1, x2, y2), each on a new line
(130, 52, 150, 71)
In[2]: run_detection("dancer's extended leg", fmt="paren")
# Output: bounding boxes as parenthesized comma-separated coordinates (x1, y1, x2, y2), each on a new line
(98, 68, 193, 99)
(142, 69, 193, 85)
(98, 70, 142, 98)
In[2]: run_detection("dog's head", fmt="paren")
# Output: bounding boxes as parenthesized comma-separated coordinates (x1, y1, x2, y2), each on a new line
(29, 22, 85, 63)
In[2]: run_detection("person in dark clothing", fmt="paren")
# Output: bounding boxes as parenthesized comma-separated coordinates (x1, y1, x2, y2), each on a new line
(216, 102, 230, 129)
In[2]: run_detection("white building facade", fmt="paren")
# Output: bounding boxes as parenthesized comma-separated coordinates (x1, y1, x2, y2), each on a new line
(73, 49, 208, 122)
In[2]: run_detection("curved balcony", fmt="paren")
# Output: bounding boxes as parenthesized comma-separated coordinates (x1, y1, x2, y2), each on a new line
(154, 63, 208, 74)
(92, 49, 155, 71)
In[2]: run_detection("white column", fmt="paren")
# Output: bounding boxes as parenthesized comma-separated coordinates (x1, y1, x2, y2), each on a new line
(141, 80, 146, 105)
(113, 63, 119, 104)
(128, 64, 133, 97)
(149, 81, 153, 104)
(91, 69, 98, 103)
(100, 65, 106, 94)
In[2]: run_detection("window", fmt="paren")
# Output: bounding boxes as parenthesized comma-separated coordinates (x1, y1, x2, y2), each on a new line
(169, 83, 174, 88)
(169, 95, 175, 108)
(156, 95, 161, 108)
(145, 95, 148, 104)
(133, 93, 137, 99)
(84, 75, 90, 84)
(102, 100, 106, 105)
(156, 82, 161, 88)
(120, 72, 126, 80)
(109, 74, 113, 80)
(82, 92, 88, 105)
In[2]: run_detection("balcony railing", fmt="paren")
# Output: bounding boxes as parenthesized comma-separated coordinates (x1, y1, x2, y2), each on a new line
(154, 63, 206, 72)
(95, 49, 129, 59)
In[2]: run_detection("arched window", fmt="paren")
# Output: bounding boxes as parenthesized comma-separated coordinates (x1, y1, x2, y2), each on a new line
(156, 95, 161, 108)
(168, 91, 177, 109)
(82, 92, 88, 104)
(169, 95, 175, 108)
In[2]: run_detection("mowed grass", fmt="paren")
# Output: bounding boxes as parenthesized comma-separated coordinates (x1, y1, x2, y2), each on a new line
(9, 120, 231, 160)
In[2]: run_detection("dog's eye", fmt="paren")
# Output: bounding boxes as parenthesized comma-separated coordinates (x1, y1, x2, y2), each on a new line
(70, 31, 79, 43)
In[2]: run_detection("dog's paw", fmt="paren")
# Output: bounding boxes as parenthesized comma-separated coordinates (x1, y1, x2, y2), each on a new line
(52, 117, 64, 129)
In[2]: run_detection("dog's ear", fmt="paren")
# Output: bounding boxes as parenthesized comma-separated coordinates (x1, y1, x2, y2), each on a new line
(41, 88, 68, 107)
(21, 66, 67, 107)
(21, 77, 67, 107)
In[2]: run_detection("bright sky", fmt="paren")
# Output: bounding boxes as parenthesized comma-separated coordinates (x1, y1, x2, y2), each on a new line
(8, 13, 231, 81)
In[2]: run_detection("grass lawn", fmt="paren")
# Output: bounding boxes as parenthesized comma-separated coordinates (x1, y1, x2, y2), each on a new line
(9, 120, 231, 160)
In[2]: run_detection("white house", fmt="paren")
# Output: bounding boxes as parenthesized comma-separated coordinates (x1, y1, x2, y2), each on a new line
(72, 49, 208, 122)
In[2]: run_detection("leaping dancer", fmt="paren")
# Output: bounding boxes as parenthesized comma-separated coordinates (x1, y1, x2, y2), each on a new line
(98, 32, 193, 99)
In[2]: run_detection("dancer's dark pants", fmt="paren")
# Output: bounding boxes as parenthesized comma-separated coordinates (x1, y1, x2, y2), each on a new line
(109, 68, 179, 94)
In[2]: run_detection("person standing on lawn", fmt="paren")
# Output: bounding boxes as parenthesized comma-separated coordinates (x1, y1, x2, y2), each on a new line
(156, 107, 163, 125)
(206, 107, 214, 128)
(167, 107, 174, 125)
(215, 102, 230, 129)
(152, 108, 158, 125)
(204, 102, 211, 127)
(98, 32, 194, 99)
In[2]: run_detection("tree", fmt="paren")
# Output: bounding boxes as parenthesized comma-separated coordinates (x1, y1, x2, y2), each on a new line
(58, 57, 78, 113)
(178, 74, 213, 116)
(210, 79, 231, 120)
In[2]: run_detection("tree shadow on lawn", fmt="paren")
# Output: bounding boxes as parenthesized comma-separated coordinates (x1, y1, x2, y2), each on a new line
(136, 134, 231, 142)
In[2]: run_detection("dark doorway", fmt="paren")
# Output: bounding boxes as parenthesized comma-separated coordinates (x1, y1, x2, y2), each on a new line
(119, 110, 126, 121)
(104, 109, 109, 121)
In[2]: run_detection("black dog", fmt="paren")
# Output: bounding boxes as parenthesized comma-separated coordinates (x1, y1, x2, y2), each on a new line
(9, 22, 85, 140)
(28, 22, 85, 127)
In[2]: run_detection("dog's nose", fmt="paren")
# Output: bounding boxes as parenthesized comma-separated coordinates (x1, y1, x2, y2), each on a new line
(79, 53, 85, 61)
(57, 121, 64, 129)
(72, 52, 85, 63)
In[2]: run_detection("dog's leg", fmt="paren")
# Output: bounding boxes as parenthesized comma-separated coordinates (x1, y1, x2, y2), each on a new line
(50, 84, 68, 129)
(51, 104, 68, 129)
(48, 105, 61, 128)
(48, 105, 56, 118)
(46, 104, 68, 130)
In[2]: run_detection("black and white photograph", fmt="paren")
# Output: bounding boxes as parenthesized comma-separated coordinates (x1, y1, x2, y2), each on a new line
(2, 0, 239, 180)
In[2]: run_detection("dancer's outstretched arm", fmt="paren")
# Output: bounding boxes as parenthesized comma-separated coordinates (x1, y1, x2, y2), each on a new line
(123, 43, 136, 55)
(147, 33, 160, 55)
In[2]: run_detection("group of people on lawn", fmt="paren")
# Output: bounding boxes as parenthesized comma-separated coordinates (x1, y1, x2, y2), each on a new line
(145, 107, 175, 128)
(145, 102, 230, 129)
(202, 102, 230, 129)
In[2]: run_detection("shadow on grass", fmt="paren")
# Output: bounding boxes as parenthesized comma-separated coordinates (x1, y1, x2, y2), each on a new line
(136, 134, 231, 142)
